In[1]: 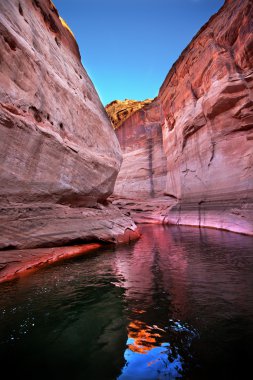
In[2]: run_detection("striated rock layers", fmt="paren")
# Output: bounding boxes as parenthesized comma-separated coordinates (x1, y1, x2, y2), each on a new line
(113, 99, 167, 200)
(0, 0, 139, 249)
(109, 0, 253, 235)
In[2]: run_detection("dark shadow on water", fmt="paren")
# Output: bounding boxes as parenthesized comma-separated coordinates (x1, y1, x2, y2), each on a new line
(0, 225, 253, 379)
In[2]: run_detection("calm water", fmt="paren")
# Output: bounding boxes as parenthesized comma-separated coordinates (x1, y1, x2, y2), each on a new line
(0, 225, 253, 380)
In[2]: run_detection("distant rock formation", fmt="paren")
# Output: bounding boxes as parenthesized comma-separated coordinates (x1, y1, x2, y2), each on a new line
(112, 99, 167, 199)
(106, 98, 153, 129)
(0, 0, 139, 249)
(111, 0, 253, 235)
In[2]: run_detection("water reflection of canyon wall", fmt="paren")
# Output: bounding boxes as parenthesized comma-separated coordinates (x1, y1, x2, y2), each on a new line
(114, 225, 253, 379)
(0, 225, 252, 379)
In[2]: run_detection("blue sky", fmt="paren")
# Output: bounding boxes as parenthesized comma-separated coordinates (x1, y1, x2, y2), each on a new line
(53, 0, 224, 105)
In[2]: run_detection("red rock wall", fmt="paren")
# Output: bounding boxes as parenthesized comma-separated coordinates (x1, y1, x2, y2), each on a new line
(114, 99, 167, 199)
(0, 0, 138, 249)
(160, 0, 253, 234)
(114, 0, 253, 235)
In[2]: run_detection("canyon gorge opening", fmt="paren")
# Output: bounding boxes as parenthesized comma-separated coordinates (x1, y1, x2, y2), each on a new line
(0, 1, 253, 379)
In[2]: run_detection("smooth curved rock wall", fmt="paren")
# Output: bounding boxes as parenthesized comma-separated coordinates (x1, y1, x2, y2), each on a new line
(0, 0, 138, 249)
(112, 0, 253, 235)
(160, 0, 253, 234)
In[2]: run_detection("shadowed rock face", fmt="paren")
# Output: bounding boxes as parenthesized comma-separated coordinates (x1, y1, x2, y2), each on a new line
(0, 0, 139, 249)
(112, 0, 253, 235)
(113, 99, 167, 199)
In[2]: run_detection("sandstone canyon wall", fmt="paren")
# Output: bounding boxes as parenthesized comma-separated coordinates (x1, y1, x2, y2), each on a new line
(113, 99, 167, 199)
(106, 98, 153, 130)
(109, 0, 253, 235)
(0, 0, 138, 249)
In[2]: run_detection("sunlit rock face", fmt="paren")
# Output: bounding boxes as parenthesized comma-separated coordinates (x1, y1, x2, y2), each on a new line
(112, 0, 253, 235)
(105, 98, 153, 130)
(0, 0, 138, 249)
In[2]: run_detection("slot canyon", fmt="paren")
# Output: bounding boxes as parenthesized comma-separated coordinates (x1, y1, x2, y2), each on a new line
(0, 0, 251, 280)
(0, 1, 253, 379)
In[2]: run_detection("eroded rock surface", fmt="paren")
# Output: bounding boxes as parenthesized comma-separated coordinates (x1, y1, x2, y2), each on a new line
(106, 98, 153, 129)
(0, 243, 102, 284)
(0, 0, 139, 249)
(112, 99, 167, 199)
(112, 0, 253, 235)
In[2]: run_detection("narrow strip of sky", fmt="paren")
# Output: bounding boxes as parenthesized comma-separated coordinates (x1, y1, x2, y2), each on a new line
(53, 0, 224, 105)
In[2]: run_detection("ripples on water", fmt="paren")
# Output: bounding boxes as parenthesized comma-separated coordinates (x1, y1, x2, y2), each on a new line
(0, 225, 253, 379)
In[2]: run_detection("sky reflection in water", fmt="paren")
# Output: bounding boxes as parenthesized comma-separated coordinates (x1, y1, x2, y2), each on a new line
(0, 225, 253, 379)
(118, 319, 193, 379)
(116, 225, 253, 379)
